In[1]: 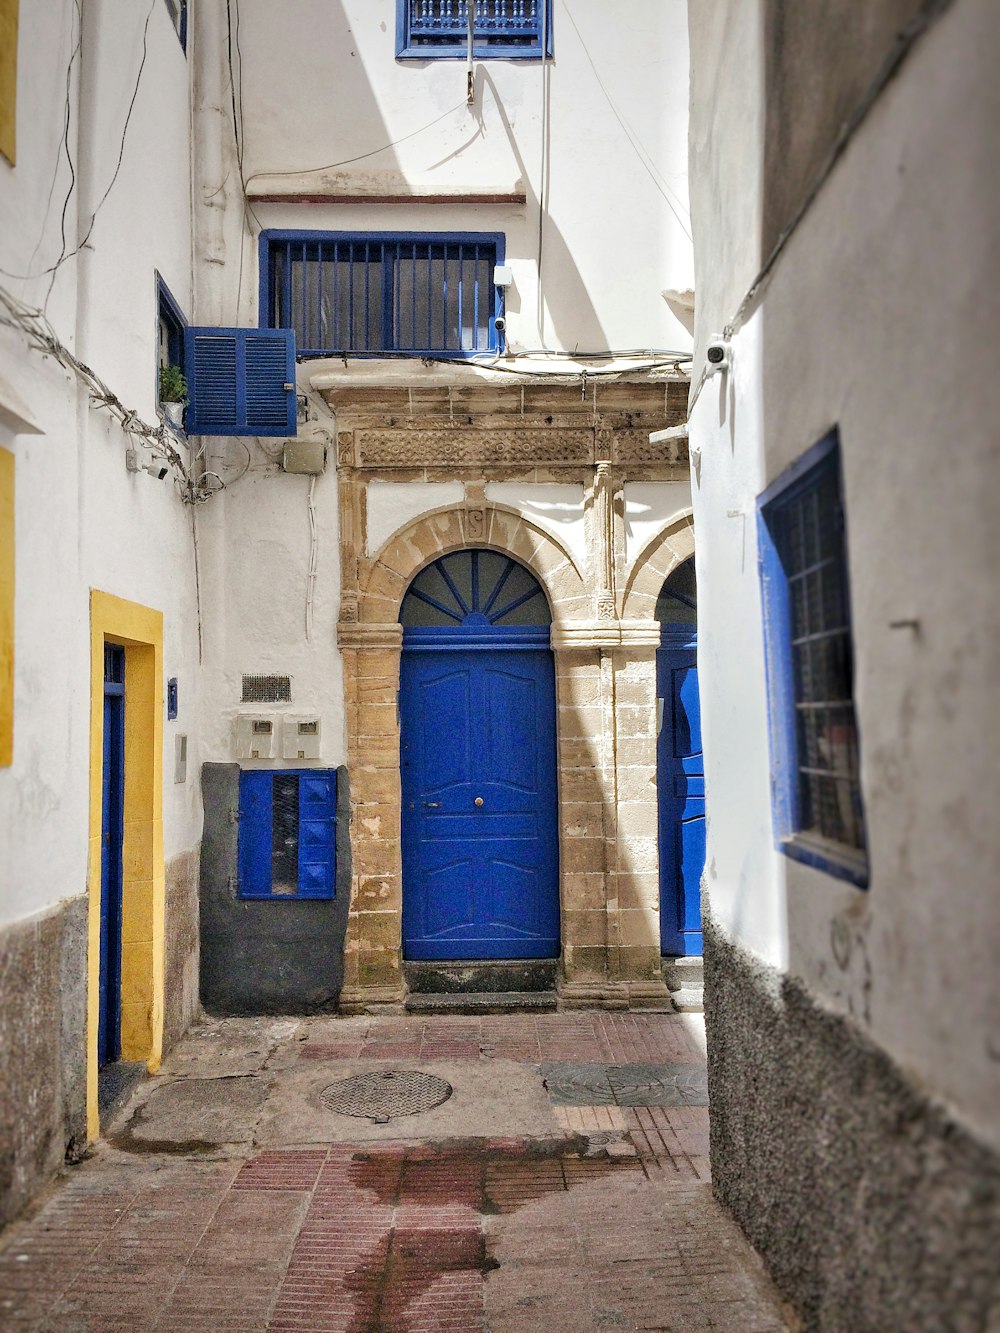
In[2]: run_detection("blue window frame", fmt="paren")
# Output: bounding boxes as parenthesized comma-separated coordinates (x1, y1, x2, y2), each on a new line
(238, 769, 337, 900)
(163, 0, 187, 52)
(157, 274, 187, 403)
(397, 0, 552, 60)
(261, 231, 503, 359)
(758, 430, 868, 887)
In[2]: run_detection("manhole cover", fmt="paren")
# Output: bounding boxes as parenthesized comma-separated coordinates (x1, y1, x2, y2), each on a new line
(320, 1070, 453, 1122)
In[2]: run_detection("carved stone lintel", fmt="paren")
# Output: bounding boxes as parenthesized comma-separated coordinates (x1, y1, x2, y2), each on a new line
(355, 429, 595, 469)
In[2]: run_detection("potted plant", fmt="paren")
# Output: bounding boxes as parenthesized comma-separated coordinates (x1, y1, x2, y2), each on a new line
(159, 363, 187, 428)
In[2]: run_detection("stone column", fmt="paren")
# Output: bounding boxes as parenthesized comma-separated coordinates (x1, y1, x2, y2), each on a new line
(337, 622, 406, 1013)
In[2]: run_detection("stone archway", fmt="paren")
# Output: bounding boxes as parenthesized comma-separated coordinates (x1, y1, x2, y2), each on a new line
(337, 505, 589, 1011)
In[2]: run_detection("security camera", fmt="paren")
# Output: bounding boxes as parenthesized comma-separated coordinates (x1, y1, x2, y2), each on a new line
(144, 459, 169, 480)
(494, 315, 506, 334)
(705, 336, 731, 373)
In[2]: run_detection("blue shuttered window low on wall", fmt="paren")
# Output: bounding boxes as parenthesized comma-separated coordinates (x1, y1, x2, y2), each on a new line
(397, 0, 552, 59)
(238, 769, 337, 900)
(758, 429, 868, 887)
(261, 232, 503, 359)
(184, 327, 297, 436)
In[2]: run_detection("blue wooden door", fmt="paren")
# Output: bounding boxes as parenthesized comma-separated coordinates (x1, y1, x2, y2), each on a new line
(401, 645, 560, 959)
(657, 642, 705, 956)
(400, 551, 560, 961)
(99, 645, 126, 1066)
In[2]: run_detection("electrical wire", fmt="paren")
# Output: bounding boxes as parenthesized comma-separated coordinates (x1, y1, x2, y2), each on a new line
(559, 1, 692, 242)
(241, 102, 468, 189)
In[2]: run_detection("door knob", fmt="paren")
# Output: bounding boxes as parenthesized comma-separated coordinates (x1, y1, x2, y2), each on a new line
(474, 796, 484, 807)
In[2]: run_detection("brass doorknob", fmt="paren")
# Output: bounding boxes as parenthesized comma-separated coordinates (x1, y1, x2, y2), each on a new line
(474, 796, 484, 807)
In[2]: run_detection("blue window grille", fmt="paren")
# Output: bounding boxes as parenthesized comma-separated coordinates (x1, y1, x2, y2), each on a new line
(757, 430, 868, 887)
(397, 0, 551, 59)
(238, 769, 337, 900)
(183, 326, 297, 436)
(261, 231, 503, 359)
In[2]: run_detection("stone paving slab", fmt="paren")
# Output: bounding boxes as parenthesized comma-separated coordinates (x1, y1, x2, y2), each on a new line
(0, 1012, 793, 1333)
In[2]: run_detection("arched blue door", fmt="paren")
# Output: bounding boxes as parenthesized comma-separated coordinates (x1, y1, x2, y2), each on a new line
(656, 559, 704, 956)
(400, 551, 560, 961)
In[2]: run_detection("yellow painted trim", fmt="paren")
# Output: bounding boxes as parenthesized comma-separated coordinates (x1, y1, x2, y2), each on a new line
(0, 0, 17, 166)
(0, 447, 12, 766)
(87, 591, 164, 1140)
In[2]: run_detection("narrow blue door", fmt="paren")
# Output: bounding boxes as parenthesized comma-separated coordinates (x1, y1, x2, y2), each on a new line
(657, 643, 705, 956)
(399, 549, 559, 962)
(99, 644, 126, 1066)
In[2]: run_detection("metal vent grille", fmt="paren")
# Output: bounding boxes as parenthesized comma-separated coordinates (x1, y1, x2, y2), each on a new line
(242, 673, 292, 703)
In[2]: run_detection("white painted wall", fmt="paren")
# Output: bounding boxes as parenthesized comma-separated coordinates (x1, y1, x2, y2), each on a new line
(688, 0, 1000, 1150)
(0, 0, 201, 929)
(190, 0, 693, 776)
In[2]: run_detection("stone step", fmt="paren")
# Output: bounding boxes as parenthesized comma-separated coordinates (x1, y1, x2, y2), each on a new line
(404, 990, 558, 1016)
(404, 959, 558, 995)
(662, 955, 705, 1013)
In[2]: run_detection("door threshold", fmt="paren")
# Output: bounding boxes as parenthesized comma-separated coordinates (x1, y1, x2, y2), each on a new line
(97, 1060, 147, 1128)
(405, 990, 558, 1016)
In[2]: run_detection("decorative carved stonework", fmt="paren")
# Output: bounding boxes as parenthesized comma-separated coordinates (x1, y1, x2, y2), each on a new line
(338, 432, 355, 466)
(355, 429, 596, 469)
(466, 508, 486, 540)
(597, 596, 617, 620)
(614, 431, 690, 466)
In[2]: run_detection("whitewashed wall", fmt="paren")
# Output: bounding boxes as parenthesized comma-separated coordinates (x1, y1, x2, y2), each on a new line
(688, 0, 1000, 1152)
(192, 0, 693, 772)
(0, 0, 200, 930)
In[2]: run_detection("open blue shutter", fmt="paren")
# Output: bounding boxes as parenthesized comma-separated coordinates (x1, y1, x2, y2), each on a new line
(238, 770, 274, 898)
(185, 327, 296, 436)
(297, 771, 337, 899)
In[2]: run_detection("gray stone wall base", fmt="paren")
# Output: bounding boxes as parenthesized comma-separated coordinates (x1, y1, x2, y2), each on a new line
(0, 896, 88, 1227)
(199, 764, 351, 1014)
(703, 913, 1000, 1331)
(164, 848, 200, 1050)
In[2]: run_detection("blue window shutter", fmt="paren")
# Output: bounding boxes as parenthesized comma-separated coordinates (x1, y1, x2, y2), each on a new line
(238, 770, 274, 898)
(297, 771, 337, 899)
(185, 327, 296, 436)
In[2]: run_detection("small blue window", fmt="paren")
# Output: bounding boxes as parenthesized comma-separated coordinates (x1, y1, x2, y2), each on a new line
(157, 275, 187, 405)
(397, 0, 552, 60)
(261, 231, 503, 359)
(238, 769, 337, 900)
(758, 430, 868, 887)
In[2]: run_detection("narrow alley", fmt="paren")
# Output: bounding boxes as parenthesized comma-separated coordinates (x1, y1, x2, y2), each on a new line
(0, 1011, 791, 1332)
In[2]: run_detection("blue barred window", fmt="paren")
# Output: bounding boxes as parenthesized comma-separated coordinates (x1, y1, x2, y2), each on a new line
(397, 0, 551, 60)
(238, 770, 337, 900)
(262, 231, 503, 359)
(758, 430, 868, 887)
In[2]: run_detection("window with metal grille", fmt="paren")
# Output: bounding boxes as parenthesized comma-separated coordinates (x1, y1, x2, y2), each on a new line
(262, 232, 503, 358)
(758, 430, 868, 886)
(238, 770, 337, 899)
(397, 0, 552, 59)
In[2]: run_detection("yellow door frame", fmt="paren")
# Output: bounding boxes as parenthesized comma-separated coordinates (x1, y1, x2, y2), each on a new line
(87, 590, 164, 1139)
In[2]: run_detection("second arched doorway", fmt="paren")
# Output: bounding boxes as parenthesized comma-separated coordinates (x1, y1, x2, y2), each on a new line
(399, 550, 560, 961)
(656, 558, 704, 956)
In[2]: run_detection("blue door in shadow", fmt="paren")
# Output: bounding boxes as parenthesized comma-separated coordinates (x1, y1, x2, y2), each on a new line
(656, 560, 704, 956)
(400, 551, 560, 961)
(99, 643, 126, 1066)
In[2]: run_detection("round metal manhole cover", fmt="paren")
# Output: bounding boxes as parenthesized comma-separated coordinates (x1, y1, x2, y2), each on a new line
(320, 1070, 453, 1122)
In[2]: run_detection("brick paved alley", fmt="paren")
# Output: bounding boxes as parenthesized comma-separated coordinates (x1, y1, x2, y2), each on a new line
(0, 1013, 794, 1332)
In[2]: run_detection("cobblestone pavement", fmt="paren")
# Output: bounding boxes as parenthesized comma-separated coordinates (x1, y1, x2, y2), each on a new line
(0, 1012, 794, 1332)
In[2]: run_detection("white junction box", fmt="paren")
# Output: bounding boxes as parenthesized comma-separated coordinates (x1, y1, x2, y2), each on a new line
(282, 714, 322, 760)
(235, 712, 279, 760)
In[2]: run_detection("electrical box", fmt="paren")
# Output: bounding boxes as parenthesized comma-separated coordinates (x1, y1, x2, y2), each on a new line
(282, 714, 322, 761)
(235, 713, 279, 760)
(283, 439, 326, 475)
(493, 264, 514, 289)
